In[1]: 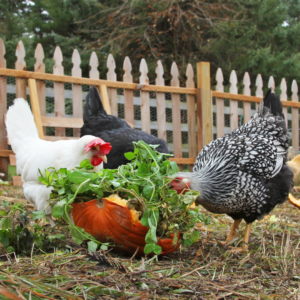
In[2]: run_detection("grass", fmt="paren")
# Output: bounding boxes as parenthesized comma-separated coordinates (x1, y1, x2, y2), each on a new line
(0, 186, 300, 299)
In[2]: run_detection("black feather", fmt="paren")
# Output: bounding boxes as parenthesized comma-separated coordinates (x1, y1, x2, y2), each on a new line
(81, 86, 169, 169)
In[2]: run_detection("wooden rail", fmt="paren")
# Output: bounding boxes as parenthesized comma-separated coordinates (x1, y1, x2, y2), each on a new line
(212, 91, 300, 108)
(0, 68, 196, 95)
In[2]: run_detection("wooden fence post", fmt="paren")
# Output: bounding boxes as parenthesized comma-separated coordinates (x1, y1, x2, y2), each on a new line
(0, 38, 8, 179)
(196, 62, 212, 150)
(34, 43, 46, 135)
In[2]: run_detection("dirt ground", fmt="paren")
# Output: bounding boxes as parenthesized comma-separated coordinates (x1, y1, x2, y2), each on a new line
(0, 186, 300, 299)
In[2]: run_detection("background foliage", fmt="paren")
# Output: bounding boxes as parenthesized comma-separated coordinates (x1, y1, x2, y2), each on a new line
(1, 0, 300, 89)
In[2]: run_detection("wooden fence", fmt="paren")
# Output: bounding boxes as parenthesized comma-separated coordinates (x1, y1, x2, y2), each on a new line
(0, 38, 300, 185)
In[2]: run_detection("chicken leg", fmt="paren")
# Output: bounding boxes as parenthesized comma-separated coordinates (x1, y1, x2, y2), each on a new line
(227, 223, 252, 253)
(220, 219, 242, 246)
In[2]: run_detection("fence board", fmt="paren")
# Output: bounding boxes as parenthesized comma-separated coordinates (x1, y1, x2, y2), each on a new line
(215, 68, 224, 138)
(15, 41, 27, 100)
(292, 80, 299, 152)
(71, 49, 82, 137)
(155, 60, 166, 141)
(186, 64, 196, 171)
(171, 62, 182, 160)
(229, 70, 238, 131)
(123, 57, 134, 128)
(0, 38, 8, 178)
(0, 68, 196, 94)
(53, 46, 65, 137)
(243, 72, 251, 123)
(280, 78, 288, 124)
(107, 54, 118, 116)
(139, 59, 150, 134)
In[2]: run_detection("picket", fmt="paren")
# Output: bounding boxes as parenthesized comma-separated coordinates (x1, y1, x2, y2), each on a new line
(229, 70, 238, 131)
(71, 49, 82, 137)
(155, 60, 167, 141)
(53, 46, 65, 137)
(186, 64, 197, 171)
(139, 59, 151, 134)
(243, 72, 251, 123)
(215, 68, 224, 138)
(123, 56, 134, 128)
(15, 41, 27, 100)
(107, 54, 118, 116)
(171, 62, 182, 159)
(291, 80, 299, 152)
(280, 78, 288, 124)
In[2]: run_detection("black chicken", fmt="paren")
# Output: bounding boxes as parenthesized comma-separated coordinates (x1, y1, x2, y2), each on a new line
(81, 86, 169, 169)
(171, 89, 293, 251)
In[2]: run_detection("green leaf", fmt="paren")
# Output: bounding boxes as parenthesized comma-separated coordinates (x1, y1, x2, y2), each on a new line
(31, 210, 46, 220)
(127, 184, 139, 194)
(69, 225, 86, 245)
(51, 199, 68, 218)
(191, 230, 200, 243)
(144, 243, 155, 254)
(0, 229, 10, 247)
(80, 159, 94, 170)
(88, 240, 99, 252)
(143, 185, 154, 195)
(170, 161, 179, 173)
(69, 170, 97, 184)
(124, 152, 136, 160)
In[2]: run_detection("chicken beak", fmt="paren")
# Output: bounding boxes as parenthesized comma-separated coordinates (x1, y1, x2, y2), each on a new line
(99, 154, 107, 164)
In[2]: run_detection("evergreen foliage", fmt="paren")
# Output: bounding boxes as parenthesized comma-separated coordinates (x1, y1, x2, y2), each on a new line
(1, 0, 300, 91)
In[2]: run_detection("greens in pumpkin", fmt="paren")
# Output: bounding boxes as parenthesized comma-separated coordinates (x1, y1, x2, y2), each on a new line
(38, 141, 209, 254)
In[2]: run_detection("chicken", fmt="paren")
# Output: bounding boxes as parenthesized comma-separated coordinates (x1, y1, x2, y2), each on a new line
(5, 98, 112, 215)
(80, 86, 169, 169)
(171, 89, 293, 252)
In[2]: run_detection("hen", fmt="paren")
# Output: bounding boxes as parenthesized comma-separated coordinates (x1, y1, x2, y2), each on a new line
(172, 90, 293, 251)
(80, 86, 169, 169)
(6, 98, 112, 214)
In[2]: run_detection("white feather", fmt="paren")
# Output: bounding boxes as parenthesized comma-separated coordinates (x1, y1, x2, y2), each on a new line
(6, 98, 104, 212)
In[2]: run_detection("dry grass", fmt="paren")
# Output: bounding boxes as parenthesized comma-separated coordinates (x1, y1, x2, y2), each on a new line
(0, 186, 300, 299)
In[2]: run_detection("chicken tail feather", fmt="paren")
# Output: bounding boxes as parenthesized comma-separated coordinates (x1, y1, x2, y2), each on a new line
(6, 98, 39, 154)
(83, 86, 107, 122)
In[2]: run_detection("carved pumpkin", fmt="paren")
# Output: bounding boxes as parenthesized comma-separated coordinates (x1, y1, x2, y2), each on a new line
(71, 194, 181, 256)
(288, 193, 300, 209)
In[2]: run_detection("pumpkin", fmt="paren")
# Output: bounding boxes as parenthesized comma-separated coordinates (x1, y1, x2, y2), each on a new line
(288, 193, 300, 209)
(71, 194, 181, 256)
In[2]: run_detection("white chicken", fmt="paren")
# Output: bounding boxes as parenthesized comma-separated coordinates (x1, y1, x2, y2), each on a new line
(6, 98, 112, 215)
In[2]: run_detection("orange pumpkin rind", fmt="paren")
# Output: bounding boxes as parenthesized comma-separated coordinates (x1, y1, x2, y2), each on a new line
(288, 193, 300, 209)
(71, 194, 181, 256)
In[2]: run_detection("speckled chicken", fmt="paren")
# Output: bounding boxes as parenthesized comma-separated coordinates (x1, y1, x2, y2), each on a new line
(172, 89, 294, 251)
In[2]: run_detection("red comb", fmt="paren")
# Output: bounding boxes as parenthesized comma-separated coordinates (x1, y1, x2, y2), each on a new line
(84, 138, 112, 154)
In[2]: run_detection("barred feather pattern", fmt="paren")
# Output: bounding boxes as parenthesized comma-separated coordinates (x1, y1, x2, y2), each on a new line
(191, 94, 292, 223)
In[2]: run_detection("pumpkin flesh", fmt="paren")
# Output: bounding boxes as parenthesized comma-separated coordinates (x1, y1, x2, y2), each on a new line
(71, 194, 181, 256)
(288, 193, 300, 209)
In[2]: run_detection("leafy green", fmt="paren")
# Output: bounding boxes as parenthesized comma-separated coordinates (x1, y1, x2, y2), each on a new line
(38, 141, 209, 254)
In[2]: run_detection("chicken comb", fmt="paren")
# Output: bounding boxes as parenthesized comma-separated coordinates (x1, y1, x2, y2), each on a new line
(84, 138, 112, 155)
